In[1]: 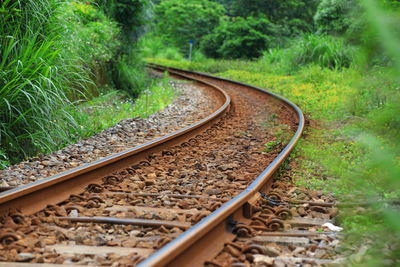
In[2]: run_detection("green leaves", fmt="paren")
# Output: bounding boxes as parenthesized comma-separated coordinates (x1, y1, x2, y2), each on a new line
(201, 16, 275, 59)
(154, 0, 225, 51)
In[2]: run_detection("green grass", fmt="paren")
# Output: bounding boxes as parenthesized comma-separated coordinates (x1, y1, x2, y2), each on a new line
(0, 0, 84, 163)
(264, 34, 355, 72)
(71, 75, 175, 138)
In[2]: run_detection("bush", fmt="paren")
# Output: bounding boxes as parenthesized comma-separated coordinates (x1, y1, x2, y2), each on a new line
(201, 16, 276, 59)
(97, 0, 152, 42)
(229, 0, 319, 30)
(56, 1, 121, 94)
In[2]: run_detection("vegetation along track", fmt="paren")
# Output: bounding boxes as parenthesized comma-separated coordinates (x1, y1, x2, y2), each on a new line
(0, 64, 313, 266)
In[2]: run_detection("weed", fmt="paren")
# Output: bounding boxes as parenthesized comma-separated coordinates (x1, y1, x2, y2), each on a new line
(262, 140, 282, 152)
(0, 150, 10, 170)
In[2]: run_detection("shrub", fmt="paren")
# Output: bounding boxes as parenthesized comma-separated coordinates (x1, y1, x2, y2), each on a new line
(97, 0, 152, 42)
(229, 0, 319, 30)
(201, 16, 276, 59)
(56, 1, 120, 94)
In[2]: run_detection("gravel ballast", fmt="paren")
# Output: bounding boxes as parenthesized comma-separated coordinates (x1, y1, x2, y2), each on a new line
(0, 81, 216, 187)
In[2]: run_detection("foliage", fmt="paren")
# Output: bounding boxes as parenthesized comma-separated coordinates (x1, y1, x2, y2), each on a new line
(228, 0, 319, 33)
(60, 2, 120, 64)
(201, 16, 276, 59)
(0, 0, 82, 161)
(314, 0, 358, 35)
(150, 0, 320, 59)
(154, 0, 225, 51)
(56, 1, 120, 93)
(96, 0, 152, 42)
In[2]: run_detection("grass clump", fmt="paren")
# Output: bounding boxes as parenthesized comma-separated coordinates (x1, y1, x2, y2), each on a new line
(0, 0, 82, 161)
(287, 34, 355, 70)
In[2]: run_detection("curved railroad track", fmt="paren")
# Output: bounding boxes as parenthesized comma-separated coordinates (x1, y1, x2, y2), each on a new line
(0, 65, 321, 266)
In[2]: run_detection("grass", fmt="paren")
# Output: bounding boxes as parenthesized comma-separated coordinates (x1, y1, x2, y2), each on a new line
(71, 75, 175, 138)
(264, 34, 355, 71)
(0, 0, 84, 163)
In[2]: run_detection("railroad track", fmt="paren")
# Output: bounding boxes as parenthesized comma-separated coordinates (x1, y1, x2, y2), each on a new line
(0, 65, 339, 266)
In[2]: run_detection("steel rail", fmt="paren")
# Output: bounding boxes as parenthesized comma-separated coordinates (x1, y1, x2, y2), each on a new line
(139, 64, 305, 267)
(0, 70, 230, 217)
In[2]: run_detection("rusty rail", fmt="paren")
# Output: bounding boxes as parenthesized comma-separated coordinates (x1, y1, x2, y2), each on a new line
(139, 64, 305, 267)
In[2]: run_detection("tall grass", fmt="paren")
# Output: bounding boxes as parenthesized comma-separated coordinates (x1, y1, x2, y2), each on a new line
(0, 0, 84, 162)
(263, 34, 355, 72)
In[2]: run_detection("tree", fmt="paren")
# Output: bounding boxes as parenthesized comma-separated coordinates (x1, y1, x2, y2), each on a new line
(97, 0, 152, 42)
(154, 0, 225, 50)
(314, 0, 357, 35)
(201, 16, 276, 59)
(229, 0, 319, 30)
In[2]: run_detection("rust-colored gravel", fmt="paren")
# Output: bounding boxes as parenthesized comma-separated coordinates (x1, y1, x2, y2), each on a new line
(207, 173, 341, 267)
